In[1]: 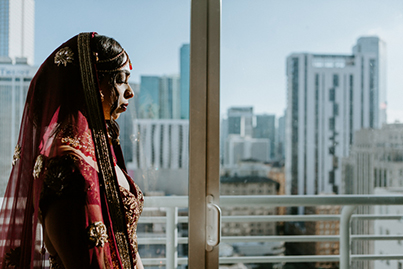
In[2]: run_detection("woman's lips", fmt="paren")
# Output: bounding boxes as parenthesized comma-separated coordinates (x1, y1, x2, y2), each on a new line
(120, 104, 128, 112)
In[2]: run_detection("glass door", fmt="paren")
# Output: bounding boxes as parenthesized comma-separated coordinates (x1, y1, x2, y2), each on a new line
(218, 1, 403, 269)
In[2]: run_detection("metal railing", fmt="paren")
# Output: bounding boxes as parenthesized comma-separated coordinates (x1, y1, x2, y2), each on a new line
(138, 195, 403, 268)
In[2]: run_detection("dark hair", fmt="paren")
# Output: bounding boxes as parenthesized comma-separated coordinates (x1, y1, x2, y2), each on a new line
(92, 34, 127, 75)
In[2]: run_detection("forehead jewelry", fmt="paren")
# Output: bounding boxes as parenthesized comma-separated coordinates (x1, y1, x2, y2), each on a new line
(97, 51, 130, 73)
(97, 49, 125, 63)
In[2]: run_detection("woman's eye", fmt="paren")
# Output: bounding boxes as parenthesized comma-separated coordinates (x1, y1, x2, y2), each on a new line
(116, 76, 127, 84)
(116, 77, 126, 83)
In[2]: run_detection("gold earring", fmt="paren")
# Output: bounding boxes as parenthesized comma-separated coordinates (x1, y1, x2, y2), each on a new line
(100, 91, 104, 102)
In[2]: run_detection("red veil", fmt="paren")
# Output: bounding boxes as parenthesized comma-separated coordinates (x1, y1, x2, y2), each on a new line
(0, 33, 134, 268)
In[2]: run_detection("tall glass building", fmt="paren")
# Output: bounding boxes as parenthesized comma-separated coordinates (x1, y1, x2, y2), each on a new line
(254, 114, 276, 160)
(0, 0, 35, 65)
(139, 75, 180, 119)
(139, 76, 161, 119)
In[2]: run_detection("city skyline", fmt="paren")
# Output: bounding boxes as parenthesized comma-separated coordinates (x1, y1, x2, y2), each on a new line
(34, 1, 403, 121)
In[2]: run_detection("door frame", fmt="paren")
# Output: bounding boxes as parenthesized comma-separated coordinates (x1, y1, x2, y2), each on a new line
(188, 0, 221, 268)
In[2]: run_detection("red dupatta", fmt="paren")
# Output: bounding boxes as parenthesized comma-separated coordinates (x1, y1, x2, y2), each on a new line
(0, 33, 133, 269)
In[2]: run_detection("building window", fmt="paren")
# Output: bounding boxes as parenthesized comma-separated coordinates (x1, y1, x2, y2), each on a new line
(333, 103, 339, 116)
(333, 74, 339, 87)
(329, 88, 335, 101)
(329, 118, 335, 131)
(349, 74, 354, 145)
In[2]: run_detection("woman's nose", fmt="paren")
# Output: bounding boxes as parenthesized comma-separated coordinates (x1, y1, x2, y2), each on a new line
(125, 85, 134, 99)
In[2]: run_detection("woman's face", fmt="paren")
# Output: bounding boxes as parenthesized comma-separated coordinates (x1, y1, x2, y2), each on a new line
(100, 61, 134, 120)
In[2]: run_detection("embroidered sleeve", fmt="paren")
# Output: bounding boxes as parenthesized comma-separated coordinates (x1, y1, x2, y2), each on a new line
(43, 155, 81, 195)
(39, 154, 86, 217)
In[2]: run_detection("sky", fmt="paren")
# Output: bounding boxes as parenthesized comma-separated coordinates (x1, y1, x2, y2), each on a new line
(35, 0, 403, 122)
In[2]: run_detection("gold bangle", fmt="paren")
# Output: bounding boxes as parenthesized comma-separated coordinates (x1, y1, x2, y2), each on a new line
(87, 221, 108, 247)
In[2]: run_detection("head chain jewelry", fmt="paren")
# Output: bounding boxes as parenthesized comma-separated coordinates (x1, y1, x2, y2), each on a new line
(96, 51, 131, 73)
(97, 49, 125, 63)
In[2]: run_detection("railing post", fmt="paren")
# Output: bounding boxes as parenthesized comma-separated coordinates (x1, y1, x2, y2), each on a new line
(340, 205, 357, 269)
(166, 207, 178, 268)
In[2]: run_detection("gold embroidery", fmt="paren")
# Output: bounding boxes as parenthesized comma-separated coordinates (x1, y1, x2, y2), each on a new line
(58, 128, 96, 162)
(88, 221, 108, 247)
(41, 154, 82, 198)
(33, 155, 45, 179)
(115, 232, 131, 268)
(54, 47, 74, 67)
(12, 144, 21, 166)
(120, 184, 144, 266)
(103, 178, 144, 268)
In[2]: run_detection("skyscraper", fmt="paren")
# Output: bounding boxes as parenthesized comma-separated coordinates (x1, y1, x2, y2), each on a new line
(180, 44, 189, 119)
(227, 107, 254, 137)
(253, 114, 276, 160)
(160, 75, 180, 119)
(223, 107, 271, 166)
(276, 114, 285, 161)
(286, 36, 386, 196)
(139, 75, 180, 120)
(0, 0, 35, 65)
(139, 76, 160, 119)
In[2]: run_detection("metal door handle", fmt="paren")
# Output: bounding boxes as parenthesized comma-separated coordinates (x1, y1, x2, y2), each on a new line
(206, 195, 221, 251)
